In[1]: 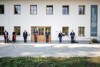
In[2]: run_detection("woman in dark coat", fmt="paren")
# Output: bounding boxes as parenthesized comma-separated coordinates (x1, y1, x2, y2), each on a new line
(12, 32, 16, 43)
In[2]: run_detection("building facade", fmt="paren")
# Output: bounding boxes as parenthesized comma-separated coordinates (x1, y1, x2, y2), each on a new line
(0, 0, 100, 42)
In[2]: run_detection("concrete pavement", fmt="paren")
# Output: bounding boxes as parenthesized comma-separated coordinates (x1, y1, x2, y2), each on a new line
(0, 43, 100, 57)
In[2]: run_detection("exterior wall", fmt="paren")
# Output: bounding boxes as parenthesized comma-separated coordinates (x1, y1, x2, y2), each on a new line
(0, 0, 100, 41)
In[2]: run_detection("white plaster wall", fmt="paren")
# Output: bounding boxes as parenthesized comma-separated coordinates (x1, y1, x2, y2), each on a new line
(0, 0, 100, 41)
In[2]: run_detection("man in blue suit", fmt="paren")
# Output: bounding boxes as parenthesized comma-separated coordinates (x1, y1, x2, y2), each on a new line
(70, 30, 75, 43)
(45, 30, 50, 43)
(58, 31, 63, 43)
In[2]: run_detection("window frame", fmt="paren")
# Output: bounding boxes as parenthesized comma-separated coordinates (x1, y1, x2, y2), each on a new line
(79, 5, 85, 15)
(78, 27, 85, 37)
(62, 5, 69, 15)
(14, 26, 21, 35)
(14, 5, 21, 15)
(46, 5, 53, 15)
(30, 5, 37, 15)
(0, 26, 4, 35)
(0, 4, 4, 14)
(62, 27, 69, 36)
(38, 27, 44, 35)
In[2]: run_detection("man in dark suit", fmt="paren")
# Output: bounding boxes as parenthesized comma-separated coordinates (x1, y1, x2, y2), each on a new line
(45, 30, 50, 43)
(58, 31, 63, 43)
(70, 30, 75, 43)
(3, 30, 9, 43)
(23, 30, 28, 43)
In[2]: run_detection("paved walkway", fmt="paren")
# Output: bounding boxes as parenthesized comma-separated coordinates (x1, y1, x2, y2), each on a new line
(0, 43, 100, 57)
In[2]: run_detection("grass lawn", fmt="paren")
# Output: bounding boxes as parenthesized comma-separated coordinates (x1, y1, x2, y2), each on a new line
(0, 57, 100, 67)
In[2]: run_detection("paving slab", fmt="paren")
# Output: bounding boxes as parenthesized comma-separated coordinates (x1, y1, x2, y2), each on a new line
(0, 43, 100, 57)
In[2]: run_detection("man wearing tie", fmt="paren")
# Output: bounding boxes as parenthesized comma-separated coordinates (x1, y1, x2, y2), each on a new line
(45, 30, 50, 43)
(23, 30, 28, 43)
(70, 30, 75, 43)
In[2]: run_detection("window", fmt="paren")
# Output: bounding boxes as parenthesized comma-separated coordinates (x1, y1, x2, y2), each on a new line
(38, 27, 44, 35)
(78, 27, 85, 36)
(45, 27, 51, 35)
(62, 5, 69, 15)
(46, 5, 53, 15)
(30, 5, 37, 15)
(0, 26, 4, 35)
(79, 5, 85, 15)
(14, 5, 21, 14)
(14, 26, 20, 35)
(0, 5, 4, 14)
(62, 27, 69, 36)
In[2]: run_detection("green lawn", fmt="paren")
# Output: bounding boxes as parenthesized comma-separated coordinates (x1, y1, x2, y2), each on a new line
(0, 57, 100, 67)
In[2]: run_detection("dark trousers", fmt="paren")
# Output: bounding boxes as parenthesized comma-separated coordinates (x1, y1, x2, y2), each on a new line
(12, 39, 16, 43)
(4, 38, 8, 43)
(12, 37, 16, 43)
(59, 37, 62, 43)
(24, 37, 27, 43)
(71, 37, 74, 43)
(46, 36, 49, 43)
(34, 37, 37, 43)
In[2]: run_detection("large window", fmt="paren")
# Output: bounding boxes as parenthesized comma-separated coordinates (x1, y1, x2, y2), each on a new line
(0, 5, 4, 14)
(0, 26, 4, 35)
(79, 5, 85, 15)
(14, 5, 21, 14)
(46, 5, 53, 15)
(30, 5, 37, 15)
(62, 27, 69, 36)
(14, 26, 20, 35)
(62, 5, 69, 15)
(78, 27, 85, 36)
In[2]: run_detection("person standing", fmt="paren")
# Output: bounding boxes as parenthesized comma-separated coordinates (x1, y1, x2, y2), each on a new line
(33, 28, 38, 43)
(45, 30, 50, 43)
(58, 31, 63, 43)
(23, 30, 28, 43)
(70, 30, 75, 43)
(12, 31, 16, 43)
(3, 30, 9, 43)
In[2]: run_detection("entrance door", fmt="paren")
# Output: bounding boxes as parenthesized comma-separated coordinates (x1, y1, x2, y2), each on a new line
(31, 26, 51, 42)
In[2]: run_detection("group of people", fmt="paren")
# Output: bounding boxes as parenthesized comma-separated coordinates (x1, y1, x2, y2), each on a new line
(3, 30, 28, 43)
(3, 30, 75, 43)
(58, 30, 75, 43)
(3, 30, 9, 43)
(3, 29, 50, 43)
(33, 29, 50, 43)
(4, 30, 17, 43)
(33, 29, 76, 43)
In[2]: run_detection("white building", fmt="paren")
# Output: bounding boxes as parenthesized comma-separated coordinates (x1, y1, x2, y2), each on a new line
(0, 0, 100, 42)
